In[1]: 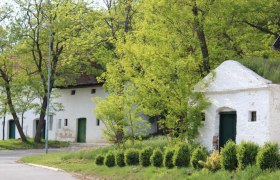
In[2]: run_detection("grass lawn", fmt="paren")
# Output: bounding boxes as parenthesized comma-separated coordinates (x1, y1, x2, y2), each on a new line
(0, 138, 70, 150)
(21, 149, 280, 180)
(20, 136, 280, 179)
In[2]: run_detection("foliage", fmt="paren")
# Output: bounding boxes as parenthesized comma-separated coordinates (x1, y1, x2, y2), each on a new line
(164, 148, 175, 169)
(105, 152, 116, 167)
(95, 155, 104, 166)
(173, 143, 190, 167)
(116, 151, 125, 167)
(140, 147, 153, 167)
(220, 140, 238, 171)
(125, 148, 140, 166)
(256, 142, 280, 170)
(239, 59, 280, 83)
(237, 141, 259, 169)
(198, 151, 221, 171)
(190, 146, 208, 169)
(150, 148, 163, 167)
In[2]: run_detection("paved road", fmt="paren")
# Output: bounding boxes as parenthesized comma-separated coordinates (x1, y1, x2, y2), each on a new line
(0, 148, 78, 180)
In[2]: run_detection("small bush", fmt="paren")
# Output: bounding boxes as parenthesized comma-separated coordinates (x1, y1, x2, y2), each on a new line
(140, 147, 153, 167)
(237, 141, 259, 169)
(164, 148, 175, 168)
(191, 146, 208, 169)
(116, 151, 125, 167)
(150, 148, 163, 167)
(256, 142, 280, 170)
(173, 143, 190, 167)
(220, 140, 238, 171)
(105, 152, 116, 167)
(198, 151, 221, 171)
(95, 155, 104, 165)
(125, 148, 140, 165)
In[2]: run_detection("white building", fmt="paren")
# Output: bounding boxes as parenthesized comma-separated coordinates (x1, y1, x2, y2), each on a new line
(197, 60, 280, 150)
(0, 75, 157, 142)
(0, 76, 108, 143)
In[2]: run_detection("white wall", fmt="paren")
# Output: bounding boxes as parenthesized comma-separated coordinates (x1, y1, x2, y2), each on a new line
(199, 88, 270, 150)
(268, 84, 280, 145)
(51, 86, 107, 143)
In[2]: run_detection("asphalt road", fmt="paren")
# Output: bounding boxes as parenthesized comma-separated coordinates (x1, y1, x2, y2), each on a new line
(0, 148, 77, 180)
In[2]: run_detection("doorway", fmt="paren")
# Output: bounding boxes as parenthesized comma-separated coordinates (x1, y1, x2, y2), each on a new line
(219, 111, 237, 149)
(77, 118, 86, 143)
(8, 120, 15, 139)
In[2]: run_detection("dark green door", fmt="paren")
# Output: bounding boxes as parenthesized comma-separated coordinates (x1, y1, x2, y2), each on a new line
(9, 120, 15, 139)
(36, 120, 45, 139)
(219, 111, 237, 149)
(77, 118, 86, 143)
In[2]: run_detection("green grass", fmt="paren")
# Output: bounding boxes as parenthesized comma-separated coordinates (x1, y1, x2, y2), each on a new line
(21, 151, 280, 180)
(20, 136, 280, 179)
(0, 138, 70, 150)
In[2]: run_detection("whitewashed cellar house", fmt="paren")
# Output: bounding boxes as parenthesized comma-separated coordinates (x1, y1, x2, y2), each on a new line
(197, 60, 280, 150)
(0, 75, 107, 143)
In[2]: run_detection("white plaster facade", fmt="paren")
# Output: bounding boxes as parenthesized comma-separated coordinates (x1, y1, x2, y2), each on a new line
(0, 84, 157, 142)
(0, 85, 108, 142)
(197, 60, 280, 150)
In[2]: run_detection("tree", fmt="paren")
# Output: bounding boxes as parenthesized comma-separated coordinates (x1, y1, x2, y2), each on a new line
(13, 0, 109, 142)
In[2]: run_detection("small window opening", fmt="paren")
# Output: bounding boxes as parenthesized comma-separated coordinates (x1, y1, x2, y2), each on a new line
(91, 89, 96, 94)
(96, 119, 100, 126)
(250, 111, 257, 122)
(64, 119, 68, 126)
(201, 112, 205, 121)
(49, 115, 53, 131)
(71, 90, 76, 95)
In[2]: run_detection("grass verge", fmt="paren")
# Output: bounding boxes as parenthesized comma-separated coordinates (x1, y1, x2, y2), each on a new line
(0, 138, 70, 150)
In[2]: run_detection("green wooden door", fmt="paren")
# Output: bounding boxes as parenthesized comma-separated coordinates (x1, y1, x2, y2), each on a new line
(219, 111, 237, 149)
(9, 120, 15, 139)
(77, 118, 86, 143)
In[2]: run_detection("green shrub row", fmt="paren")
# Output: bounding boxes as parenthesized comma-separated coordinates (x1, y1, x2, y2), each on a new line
(218, 140, 279, 171)
(95, 143, 204, 168)
(95, 140, 280, 171)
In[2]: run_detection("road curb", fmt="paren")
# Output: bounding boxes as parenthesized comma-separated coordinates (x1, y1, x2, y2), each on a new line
(26, 163, 64, 172)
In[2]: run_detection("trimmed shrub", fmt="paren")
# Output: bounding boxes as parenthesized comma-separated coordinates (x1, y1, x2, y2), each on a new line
(116, 151, 125, 167)
(191, 146, 208, 169)
(151, 148, 163, 167)
(256, 142, 280, 170)
(237, 141, 259, 169)
(95, 155, 104, 165)
(140, 147, 153, 167)
(173, 143, 190, 167)
(220, 140, 238, 171)
(125, 148, 140, 165)
(164, 148, 175, 168)
(198, 151, 221, 171)
(105, 152, 116, 167)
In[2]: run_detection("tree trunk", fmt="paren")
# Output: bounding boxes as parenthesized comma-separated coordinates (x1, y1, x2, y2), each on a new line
(21, 112, 24, 128)
(192, 0, 210, 75)
(2, 115, 5, 141)
(34, 95, 47, 143)
(5, 84, 27, 142)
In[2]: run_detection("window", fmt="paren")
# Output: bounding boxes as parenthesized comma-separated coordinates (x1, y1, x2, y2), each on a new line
(58, 119, 62, 129)
(96, 119, 100, 126)
(64, 119, 68, 126)
(249, 111, 257, 122)
(49, 115, 53, 131)
(71, 90, 76, 95)
(201, 112, 205, 122)
(91, 89, 96, 94)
